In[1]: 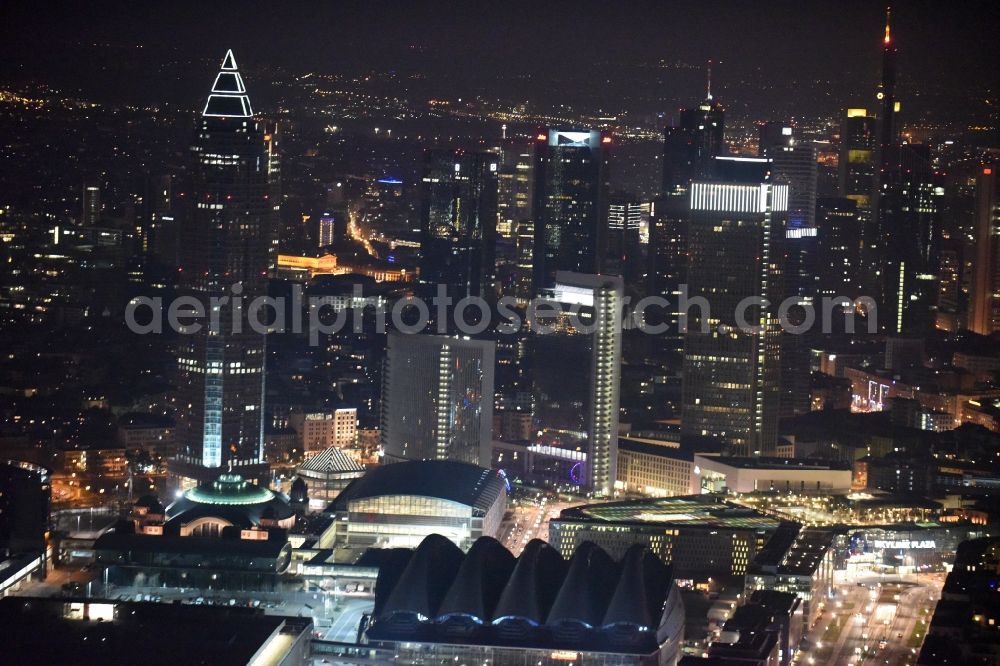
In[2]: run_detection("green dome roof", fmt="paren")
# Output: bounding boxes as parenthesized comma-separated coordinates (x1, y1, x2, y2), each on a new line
(184, 473, 274, 506)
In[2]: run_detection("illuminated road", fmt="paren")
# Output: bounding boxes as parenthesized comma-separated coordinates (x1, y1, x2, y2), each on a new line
(805, 574, 942, 666)
(499, 494, 574, 555)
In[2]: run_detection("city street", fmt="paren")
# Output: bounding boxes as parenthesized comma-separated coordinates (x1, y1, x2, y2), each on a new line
(803, 573, 942, 666)
(499, 493, 573, 555)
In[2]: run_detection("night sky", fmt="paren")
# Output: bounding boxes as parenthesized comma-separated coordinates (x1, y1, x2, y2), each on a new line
(2, 0, 998, 120)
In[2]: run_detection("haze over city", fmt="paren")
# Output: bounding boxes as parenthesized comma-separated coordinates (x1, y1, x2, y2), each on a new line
(0, 2, 998, 665)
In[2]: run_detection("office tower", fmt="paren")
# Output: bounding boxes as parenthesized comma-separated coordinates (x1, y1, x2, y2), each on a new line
(170, 50, 276, 486)
(839, 109, 877, 215)
(662, 87, 726, 195)
(497, 139, 536, 302)
(497, 139, 534, 241)
(968, 166, 1000, 334)
(815, 197, 862, 298)
(317, 214, 336, 247)
(81, 180, 101, 226)
(263, 122, 281, 274)
(876, 143, 942, 334)
(646, 194, 688, 351)
(381, 332, 495, 467)
(876, 9, 899, 179)
(759, 124, 818, 419)
(936, 240, 961, 332)
(606, 196, 647, 286)
(759, 122, 818, 299)
(514, 219, 535, 304)
(532, 272, 622, 495)
(681, 157, 787, 456)
(759, 124, 817, 235)
(419, 148, 498, 301)
(532, 129, 611, 292)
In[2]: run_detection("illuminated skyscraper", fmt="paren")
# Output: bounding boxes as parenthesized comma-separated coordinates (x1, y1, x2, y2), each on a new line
(606, 196, 647, 286)
(681, 157, 787, 456)
(81, 180, 101, 226)
(815, 197, 862, 298)
(419, 148, 498, 301)
(381, 332, 495, 467)
(170, 50, 276, 486)
(876, 8, 899, 179)
(531, 272, 622, 495)
(662, 79, 726, 195)
(497, 139, 536, 303)
(869, 10, 941, 333)
(646, 194, 689, 351)
(876, 144, 942, 334)
(759, 122, 818, 299)
(532, 129, 611, 292)
(839, 108, 877, 216)
(968, 166, 1000, 334)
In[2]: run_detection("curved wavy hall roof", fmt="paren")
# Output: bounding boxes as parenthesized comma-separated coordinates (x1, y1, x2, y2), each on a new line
(602, 542, 671, 631)
(545, 540, 620, 632)
(378, 534, 464, 626)
(370, 548, 415, 618)
(436, 536, 517, 631)
(491, 538, 567, 628)
(369, 535, 678, 653)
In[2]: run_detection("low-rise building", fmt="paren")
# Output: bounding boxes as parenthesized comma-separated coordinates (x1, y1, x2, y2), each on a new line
(294, 446, 365, 511)
(366, 534, 685, 665)
(549, 494, 788, 583)
(616, 437, 697, 497)
(325, 459, 507, 550)
(695, 455, 853, 494)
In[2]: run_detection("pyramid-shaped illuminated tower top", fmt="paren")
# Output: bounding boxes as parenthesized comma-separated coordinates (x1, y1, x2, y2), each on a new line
(202, 49, 254, 118)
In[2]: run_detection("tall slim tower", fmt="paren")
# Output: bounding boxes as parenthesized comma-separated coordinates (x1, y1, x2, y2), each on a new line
(497, 139, 536, 303)
(681, 157, 787, 456)
(532, 272, 622, 495)
(381, 333, 495, 467)
(876, 8, 898, 174)
(170, 50, 276, 487)
(532, 129, 611, 293)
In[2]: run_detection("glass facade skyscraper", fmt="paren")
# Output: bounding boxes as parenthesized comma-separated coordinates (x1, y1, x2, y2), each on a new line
(532, 129, 610, 293)
(381, 332, 495, 467)
(171, 51, 277, 485)
(680, 158, 787, 456)
(419, 148, 498, 301)
(531, 272, 622, 495)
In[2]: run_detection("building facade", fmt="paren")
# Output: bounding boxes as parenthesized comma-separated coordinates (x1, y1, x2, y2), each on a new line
(381, 332, 495, 466)
(531, 272, 622, 495)
(170, 50, 276, 486)
(532, 129, 610, 292)
(680, 158, 787, 456)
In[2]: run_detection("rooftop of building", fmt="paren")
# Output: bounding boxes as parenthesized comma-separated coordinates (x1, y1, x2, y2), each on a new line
(776, 528, 836, 576)
(696, 455, 853, 471)
(618, 436, 695, 461)
(556, 494, 785, 531)
(328, 460, 506, 515)
(367, 534, 679, 654)
(297, 447, 365, 475)
(164, 473, 294, 528)
(0, 596, 307, 666)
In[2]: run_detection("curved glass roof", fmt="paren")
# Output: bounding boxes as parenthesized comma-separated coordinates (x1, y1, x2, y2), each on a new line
(184, 473, 274, 506)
